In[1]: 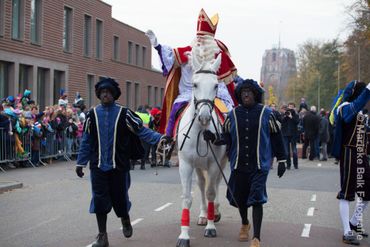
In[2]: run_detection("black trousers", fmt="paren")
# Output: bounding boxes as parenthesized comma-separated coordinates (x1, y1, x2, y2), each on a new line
(89, 168, 131, 218)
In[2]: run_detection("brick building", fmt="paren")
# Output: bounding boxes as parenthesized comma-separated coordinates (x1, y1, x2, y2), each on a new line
(260, 47, 297, 104)
(0, 0, 165, 110)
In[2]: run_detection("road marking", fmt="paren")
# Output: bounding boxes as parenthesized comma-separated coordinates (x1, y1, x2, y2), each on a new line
(310, 194, 317, 202)
(317, 163, 322, 167)
(155, 202, 173, 212)
(307, 207, 315, 216)
(3, 216, 61, 241)
(301, 224, 312, 238)
(131, 218, 144, 225)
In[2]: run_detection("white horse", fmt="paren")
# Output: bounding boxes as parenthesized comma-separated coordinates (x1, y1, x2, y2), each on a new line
(175, 48, 227, 247)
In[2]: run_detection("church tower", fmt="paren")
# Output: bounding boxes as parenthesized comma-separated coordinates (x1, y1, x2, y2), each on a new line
(260, 47, 297, 104)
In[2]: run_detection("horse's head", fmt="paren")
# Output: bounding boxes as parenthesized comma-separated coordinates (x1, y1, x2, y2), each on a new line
(190, 47, 222, 127)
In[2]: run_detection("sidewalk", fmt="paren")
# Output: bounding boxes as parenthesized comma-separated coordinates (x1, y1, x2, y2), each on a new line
(0, 180, 22, 193)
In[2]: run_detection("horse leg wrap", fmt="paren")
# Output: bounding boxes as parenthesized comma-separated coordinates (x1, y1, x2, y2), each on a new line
(181, 208, 190, 227)
(208, 202, 215, 221)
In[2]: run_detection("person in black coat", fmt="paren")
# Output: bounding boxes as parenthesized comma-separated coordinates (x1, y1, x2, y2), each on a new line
(319, 110, 330, 161)
(281, 102, 300, 169)
(76, 78, 171, 247)
(302, 106, 321, 160)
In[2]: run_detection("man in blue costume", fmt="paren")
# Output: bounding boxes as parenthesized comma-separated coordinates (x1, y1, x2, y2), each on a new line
(76, 78, 171, 247)
(204, 79, 286, 247)
(331, 81, 370, 245)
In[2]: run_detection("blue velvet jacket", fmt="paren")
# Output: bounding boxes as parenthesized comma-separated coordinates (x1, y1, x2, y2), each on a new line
(77, 103, 161, 171)
(222, 104, 286, 172)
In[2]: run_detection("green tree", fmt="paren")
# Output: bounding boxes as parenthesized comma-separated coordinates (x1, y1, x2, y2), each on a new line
(285, 40, 341, 110)
(342, 0, 370, 82)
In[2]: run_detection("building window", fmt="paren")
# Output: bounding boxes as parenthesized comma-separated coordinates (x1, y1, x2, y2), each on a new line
(160, 88, 164, 104)
(142, 47, 146, 67)
(87, 74, 95, 107)
(128, 41, 133, 64)
(126, 81, 131, 107)
(113, 35, 119, 61)
(30, 0, 42, 44)
(147, 85, 152, 106)
(135, 44, 140, 66)
(19, 64, 32, 94)
(12, 0, 24, 40)
(63, 6, 72, 52)
(95, 19, 103, 59)
(83, 15, 91, 57)
(272, 52, 276, 62)
(0, 0, 5, 36)
(154, 87, 158, 106)
(0, 61, 11, 98)
(53, 70, 65, 104)
(37, 67, 48, 111)
(134, 83, 139, 110)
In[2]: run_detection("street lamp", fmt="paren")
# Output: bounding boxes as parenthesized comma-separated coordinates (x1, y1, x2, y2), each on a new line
(336, 60, 340, 93)
(354, 41, 361, 81)
(317, 76, 320, 111)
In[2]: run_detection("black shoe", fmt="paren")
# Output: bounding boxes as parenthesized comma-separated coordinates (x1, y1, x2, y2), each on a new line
(350, 222, 369, 238)
(92, 232, 109, 247)
(294, 166, 299, 169)
(342, 233, 360, 245)
(121, 218, 133, 238)
(287, 166, 291, 170)
(140, 165, 145, 170)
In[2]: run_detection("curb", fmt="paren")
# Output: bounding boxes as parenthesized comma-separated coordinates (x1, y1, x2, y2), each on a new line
(0, 181, 23, 193)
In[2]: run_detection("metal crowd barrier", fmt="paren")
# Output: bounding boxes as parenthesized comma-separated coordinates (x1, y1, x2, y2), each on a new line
(0, 128, 34, 172)
(0, 126, 81, 172)
(39, 131, 72, 165)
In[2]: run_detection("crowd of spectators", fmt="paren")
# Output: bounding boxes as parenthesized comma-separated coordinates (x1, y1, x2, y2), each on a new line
(0, 89, 168, 170)
(270, 97, 336, 170)
(0, 88, 337, 171)
(0, 89, 86, 169)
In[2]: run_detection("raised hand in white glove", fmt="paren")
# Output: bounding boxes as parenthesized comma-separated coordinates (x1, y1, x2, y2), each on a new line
(367, 82, 370, 90)
(145, 30, 158, 47)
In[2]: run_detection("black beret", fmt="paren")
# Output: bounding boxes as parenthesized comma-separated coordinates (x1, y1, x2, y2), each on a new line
(235, 79, 264, 104)
(95, 78, 121, 100)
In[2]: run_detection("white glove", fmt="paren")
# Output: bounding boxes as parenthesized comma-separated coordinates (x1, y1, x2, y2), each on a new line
(367, 82, 370, 90)
(145, 30, 158, 47)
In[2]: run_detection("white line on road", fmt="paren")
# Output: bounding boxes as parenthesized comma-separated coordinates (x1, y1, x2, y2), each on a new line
(4, 216, 61, 241)
(154, 202, 173, 212)
(307, 207, 315, 216)
(131, 218, 144, 226)
(317, 163, 322, 167)
(301, 224, 312, 238)
(310, 194, 317, 202)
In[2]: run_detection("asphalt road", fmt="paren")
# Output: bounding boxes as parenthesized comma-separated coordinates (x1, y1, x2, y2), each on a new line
(0, 157, 369, 247)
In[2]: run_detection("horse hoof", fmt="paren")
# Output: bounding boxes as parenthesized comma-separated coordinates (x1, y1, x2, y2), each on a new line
(197, 217, 207, 226)
(214, 213, 221, 223)
(176, 238, 190, 247)
(204, 228, 217, 238)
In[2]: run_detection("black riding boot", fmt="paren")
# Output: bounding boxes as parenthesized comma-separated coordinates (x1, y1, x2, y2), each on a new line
(92, 232, 109, 247)
(121, 216, 133, 238)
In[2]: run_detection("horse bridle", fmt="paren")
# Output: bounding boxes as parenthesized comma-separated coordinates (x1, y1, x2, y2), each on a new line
(193, 69, 217, 113)
(179, 69, 220, 152)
